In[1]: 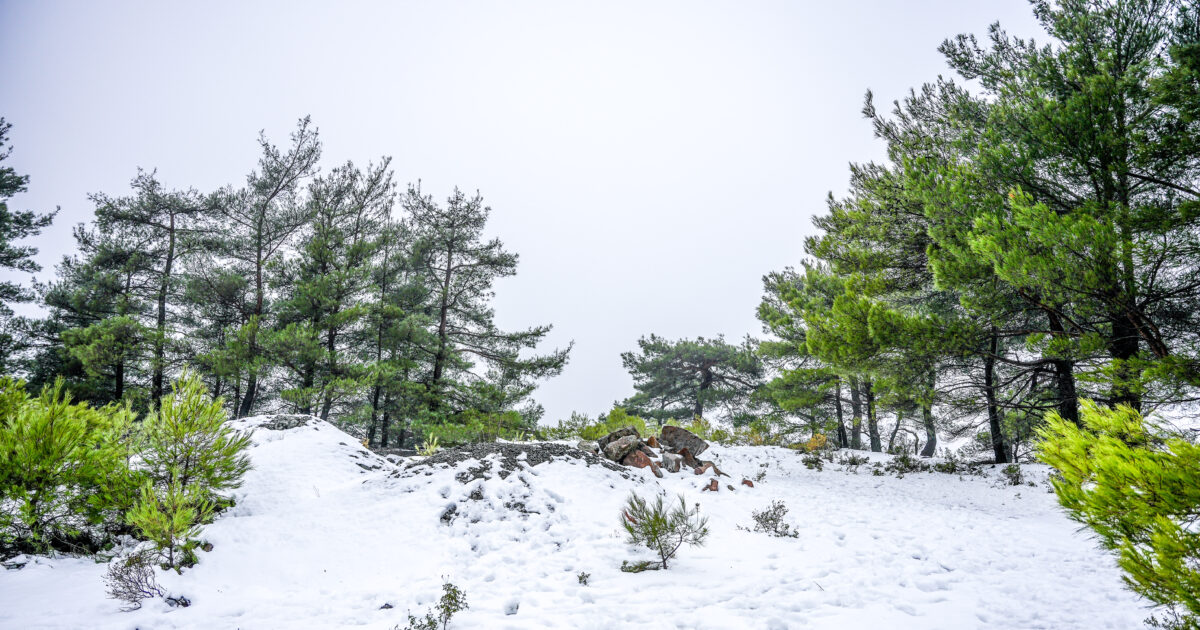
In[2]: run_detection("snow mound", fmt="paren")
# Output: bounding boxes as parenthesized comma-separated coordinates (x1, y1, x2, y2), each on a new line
(0, 415, 1152, 629)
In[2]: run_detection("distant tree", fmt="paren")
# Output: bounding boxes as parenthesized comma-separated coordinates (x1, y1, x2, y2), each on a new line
(89, 170, 209, 403)
(403, 185, 570, 420)
(268, 159, 393, 420)
(621, 334, 761, 423)
(215, 118, 321, 417)
(0, 118, 55, 371)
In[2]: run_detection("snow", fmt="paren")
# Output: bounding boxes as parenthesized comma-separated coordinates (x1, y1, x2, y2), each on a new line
(0, 415, 1152, 629)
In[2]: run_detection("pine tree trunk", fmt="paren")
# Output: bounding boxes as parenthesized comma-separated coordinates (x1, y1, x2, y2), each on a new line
(983, 331, 1008, 463)
(1046, 310, 1079, 425)
(888, 410, 904, 453)
(864, 380, 882, 452)
(834, 377, 848, 448)
(151, 211, 176, 404)
(849, 376, 863, 449)
(693, 368, 712, 419)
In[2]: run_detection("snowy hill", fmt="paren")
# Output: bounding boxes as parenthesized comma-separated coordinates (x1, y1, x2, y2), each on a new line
(0, 415, 1150, 629)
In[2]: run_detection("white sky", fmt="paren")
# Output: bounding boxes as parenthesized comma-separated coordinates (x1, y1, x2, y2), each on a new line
(0, 1, 1043, 424)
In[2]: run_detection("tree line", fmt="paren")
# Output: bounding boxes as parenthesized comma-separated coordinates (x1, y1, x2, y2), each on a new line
(618, 0, 1200, 464)
(0, 117, 570, 447)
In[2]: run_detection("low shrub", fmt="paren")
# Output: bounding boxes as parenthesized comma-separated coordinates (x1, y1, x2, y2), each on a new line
(884, 453, 930, 477)
(1000, 463, 1024, 486)
(620, 492, 709, 570)
(801, 452, 824, 471)
(399, 580, 468, 630)
(104, 551, 165, 611)
(836, 452, 870, 473)
(740, 500, 799, 538)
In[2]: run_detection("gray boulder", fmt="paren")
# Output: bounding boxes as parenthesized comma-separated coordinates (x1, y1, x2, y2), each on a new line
(660, 452, 682, 473)
(576, 440, 599, 455)
(603, 435, 640, 462)
(660, 425, 709, 457)
(597, 426, 640, 452)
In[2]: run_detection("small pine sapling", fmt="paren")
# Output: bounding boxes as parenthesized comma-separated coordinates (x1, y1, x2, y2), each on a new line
(126, 478, 212, 572)
(620, 492, 708, 570)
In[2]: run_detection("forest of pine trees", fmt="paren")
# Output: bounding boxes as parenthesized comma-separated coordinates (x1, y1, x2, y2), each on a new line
(615, 0, 1200, 465)
(0, 117, 570, 449)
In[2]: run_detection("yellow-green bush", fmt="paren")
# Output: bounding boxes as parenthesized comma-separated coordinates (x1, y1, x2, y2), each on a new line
(0, 378, 139, 555)
(1038, 401, 1200, 626)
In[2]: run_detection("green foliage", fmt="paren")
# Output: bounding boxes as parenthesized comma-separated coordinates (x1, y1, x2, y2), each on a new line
(620, 492, 709, 570)
(126, 480, 210, 572)
(139, 372, 252, 502)
(621, 334, 761, 423)
(1037, 401, 1200, 624)
(576, 571, 590, 585)
(0, 377, 138, 555)
(399, 580, 468, 630)
(129, 372, 250, 570)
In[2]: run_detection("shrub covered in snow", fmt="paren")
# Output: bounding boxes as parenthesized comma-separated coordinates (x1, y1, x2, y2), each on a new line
(620, 492, 708, 570)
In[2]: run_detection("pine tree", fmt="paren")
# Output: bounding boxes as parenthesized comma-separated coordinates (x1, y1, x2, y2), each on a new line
(214, 118, 321, 417)
(0, 119, 55, 372)
(620, 334, 761, 423)
(268, 159, 393, 420)
(403, 185, 570, 421)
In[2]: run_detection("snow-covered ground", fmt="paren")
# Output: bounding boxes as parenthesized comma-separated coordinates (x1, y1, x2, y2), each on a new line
(0, 415, 1151, 629)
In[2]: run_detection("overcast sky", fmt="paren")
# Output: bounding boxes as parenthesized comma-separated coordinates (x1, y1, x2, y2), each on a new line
(0, 1, 1044, 424)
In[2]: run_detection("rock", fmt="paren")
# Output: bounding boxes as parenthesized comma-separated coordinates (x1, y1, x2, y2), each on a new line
(661, 425, 709, 456)
(701, 478, 719, 492)
(379, 603, 394, 610)
(638, 444, 657, 459)
(604, 435, 640, 462)
(647, 435, 660, 449)
(440, 503, 458, 525)
(576, 440, 599, 455)
(504, 599, 520, 615)
(727, 484, 736, 491)
(661, 452, 682, 473)
(741, 478, 754, 488)
(677, 447, 700, 469)
(694, 461, 714, 476)
(622, 450, 664, 478)
(597, 426, 640, 452)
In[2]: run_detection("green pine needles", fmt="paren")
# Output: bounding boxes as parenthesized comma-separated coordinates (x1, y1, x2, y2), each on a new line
(130, 372, 252, 570)
(620, 492, 709, 571)
(1, 371, 252, 571)
(1038, 402, 1200, 627)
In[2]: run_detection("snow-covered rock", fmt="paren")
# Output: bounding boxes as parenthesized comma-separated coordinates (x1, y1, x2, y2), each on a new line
(0, 415, 1150, 629)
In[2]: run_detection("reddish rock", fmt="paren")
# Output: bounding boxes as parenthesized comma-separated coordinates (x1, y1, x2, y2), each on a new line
(701, 478, 719, 492)
(661, 425, 710, 456)
(678, 447, 700, 469)
(622, 450, 664, 478)
(647, 435, 660, 449)
(699, 459, 729, 478)
(741, 478, 754, 488)
(694, 462, 713, 476)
